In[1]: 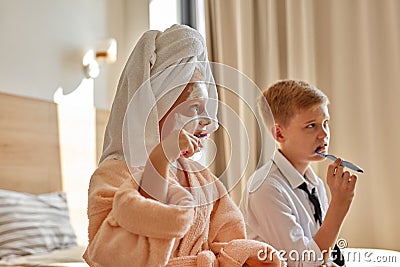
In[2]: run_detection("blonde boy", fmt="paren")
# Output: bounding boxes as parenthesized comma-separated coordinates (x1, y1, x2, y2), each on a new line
(241, 80, 357, 266)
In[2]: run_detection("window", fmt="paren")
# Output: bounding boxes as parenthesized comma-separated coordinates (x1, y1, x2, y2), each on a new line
(149, 0, 206, 39)
(149, 0, 179, 31)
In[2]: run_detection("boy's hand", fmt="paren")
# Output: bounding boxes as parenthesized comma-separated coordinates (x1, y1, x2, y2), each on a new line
(326, 158, 358, 209)
(314, 158, 358, 262)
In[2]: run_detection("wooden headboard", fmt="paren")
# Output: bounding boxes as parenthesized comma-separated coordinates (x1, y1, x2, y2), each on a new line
(0, 92, 109, 194)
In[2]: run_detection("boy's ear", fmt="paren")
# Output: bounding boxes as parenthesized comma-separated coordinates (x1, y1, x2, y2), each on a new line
(271, 124, 285, 143)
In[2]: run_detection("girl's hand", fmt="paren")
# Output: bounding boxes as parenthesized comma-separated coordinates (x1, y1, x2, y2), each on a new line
(161, 129, 200, 163)
(140, 129, 200, 199)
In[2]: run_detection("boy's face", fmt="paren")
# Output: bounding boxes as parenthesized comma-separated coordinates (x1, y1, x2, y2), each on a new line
(276, 103, 330, 168)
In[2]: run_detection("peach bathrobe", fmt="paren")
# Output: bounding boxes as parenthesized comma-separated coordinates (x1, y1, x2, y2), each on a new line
(83, 158, 269, 267)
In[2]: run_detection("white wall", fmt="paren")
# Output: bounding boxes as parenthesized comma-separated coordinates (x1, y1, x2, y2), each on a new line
(0, 0, 149, 110)
(0, 0, 149, 246)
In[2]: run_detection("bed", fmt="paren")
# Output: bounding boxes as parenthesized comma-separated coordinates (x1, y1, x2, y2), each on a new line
(0, 92, 109, 266)
(2, 92, 399, 267)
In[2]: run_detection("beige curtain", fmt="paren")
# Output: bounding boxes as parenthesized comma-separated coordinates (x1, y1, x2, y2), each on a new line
(205, 0, 400, 251)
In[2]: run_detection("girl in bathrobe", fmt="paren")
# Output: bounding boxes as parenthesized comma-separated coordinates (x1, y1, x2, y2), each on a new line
(83, 24, 285, 267)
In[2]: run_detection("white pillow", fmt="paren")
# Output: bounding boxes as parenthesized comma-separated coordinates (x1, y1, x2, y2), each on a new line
(0, 189, 77, 259)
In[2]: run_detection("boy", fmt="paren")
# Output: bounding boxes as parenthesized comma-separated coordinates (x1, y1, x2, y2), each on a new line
(241, 80, 358, 266)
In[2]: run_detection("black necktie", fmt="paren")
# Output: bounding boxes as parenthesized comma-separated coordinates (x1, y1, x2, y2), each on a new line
(298, 182, 345, 266)
(298, 182, 322, 225)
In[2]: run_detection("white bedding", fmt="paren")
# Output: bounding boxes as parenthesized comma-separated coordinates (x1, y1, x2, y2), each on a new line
(0, 246, 88, 267)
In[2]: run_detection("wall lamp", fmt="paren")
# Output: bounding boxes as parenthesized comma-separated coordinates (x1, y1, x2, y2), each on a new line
(83, 38, 117, 79)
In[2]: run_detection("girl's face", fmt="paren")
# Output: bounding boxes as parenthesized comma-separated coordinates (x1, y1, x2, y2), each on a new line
(159, 82, 211, 139)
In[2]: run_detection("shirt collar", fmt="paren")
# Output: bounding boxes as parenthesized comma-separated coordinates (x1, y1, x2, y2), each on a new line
(272, 150, 319, 189)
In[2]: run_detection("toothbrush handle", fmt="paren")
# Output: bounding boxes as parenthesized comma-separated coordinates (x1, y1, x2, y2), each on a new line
(325, 154, 337, 161)
(323, 154, 364, 173)
(341, 160, 364, 173)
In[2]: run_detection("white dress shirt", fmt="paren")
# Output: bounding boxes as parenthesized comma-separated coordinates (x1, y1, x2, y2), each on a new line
(240, 150, 331, 267)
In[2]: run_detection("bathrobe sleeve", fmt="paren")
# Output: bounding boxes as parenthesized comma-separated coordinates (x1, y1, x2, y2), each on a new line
(208, 180, 276, 267)
(83, 159, 195, 267)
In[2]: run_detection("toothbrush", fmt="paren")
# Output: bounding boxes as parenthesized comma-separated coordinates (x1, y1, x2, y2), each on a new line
(181, 131, 209, 156)
(315, 151, 364, 173)
(194, 131, 209, 139)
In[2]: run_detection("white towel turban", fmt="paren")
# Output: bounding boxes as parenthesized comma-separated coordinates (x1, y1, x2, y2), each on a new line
(100, 24, 218, 169)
